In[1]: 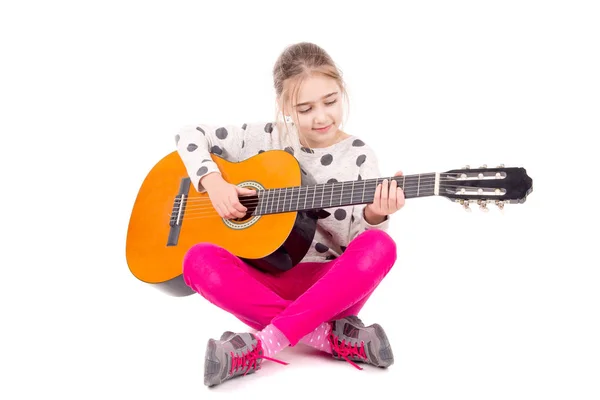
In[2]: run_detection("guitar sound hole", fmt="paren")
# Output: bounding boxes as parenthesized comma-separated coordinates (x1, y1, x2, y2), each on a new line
(233, 193, 259, 223)
(232, 214, 252, 223)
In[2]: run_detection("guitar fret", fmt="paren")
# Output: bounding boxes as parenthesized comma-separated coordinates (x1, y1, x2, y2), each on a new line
(290, 186, 302, 211)
(361, 180, 366, 202)
(294, 187, 298, 210)
(296, 186, 301, 211)
(283, 188, 287, 212)
(279, 187, 283, 212)
(268, 189, 273, 214)
(304, 186, 309, 210)
(330, 183, 334, 207)
(339, 182, 344, 206)
(279, 188, 284, 212)
(417, 174, 420, 197)
(312, 184, 317, 208)
(319, 184, 323, 207)
(285, 187, 289, 212)
(351, 181, 354, 204)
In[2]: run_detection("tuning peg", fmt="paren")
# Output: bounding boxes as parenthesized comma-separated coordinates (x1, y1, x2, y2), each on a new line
(478, 200, 489, 212)
(495, 200, 505, 210)
(459, 199, 472, 212)
(480, 164, 487, 169)
(497, 164, 504, 168)
(463, 165, 470, 169)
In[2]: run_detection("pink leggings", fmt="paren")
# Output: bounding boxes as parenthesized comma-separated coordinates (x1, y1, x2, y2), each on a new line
(182, 229, 397, 346)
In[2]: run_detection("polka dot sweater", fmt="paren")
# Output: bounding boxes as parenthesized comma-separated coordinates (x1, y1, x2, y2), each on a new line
(174, 121, 390, 263)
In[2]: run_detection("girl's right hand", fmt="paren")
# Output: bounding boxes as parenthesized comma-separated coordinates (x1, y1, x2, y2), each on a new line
(201, 173, 256, 219)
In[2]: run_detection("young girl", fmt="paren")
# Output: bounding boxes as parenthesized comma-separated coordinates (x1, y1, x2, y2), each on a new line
(175, 42, 405, 387)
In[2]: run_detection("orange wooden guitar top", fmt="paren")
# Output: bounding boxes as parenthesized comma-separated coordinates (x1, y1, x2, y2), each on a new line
(126, 150, 300, 283)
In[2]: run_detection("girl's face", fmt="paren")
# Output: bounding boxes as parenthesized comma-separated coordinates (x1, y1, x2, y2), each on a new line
(284, 74, 344, 148)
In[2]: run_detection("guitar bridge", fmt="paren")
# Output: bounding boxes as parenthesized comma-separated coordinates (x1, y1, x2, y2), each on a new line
(167, 177, 191, 246)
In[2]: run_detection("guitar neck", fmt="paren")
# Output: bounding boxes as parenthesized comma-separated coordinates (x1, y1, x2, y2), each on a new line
(255, 173, 438, 215)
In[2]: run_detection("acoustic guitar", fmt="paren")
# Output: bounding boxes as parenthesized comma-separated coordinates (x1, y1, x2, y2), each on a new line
(125, 150, 532, 290)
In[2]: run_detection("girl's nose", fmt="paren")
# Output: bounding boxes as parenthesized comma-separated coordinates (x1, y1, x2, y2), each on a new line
(314, 106, 327, 124)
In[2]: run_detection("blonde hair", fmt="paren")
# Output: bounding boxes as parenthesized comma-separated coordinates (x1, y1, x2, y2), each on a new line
(272, 42, 349, 152)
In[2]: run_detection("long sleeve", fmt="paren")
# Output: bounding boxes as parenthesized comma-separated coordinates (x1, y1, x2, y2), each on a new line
(174, 123, 247, 192)
(348, 145, 391, 241)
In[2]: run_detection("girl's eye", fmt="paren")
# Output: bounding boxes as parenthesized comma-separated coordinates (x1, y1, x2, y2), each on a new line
(298, 100, 337, 114)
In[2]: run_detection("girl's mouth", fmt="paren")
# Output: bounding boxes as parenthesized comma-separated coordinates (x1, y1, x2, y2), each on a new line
(313, 124, 332, 133)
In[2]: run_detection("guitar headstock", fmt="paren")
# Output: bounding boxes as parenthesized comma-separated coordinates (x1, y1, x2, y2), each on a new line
(439, 164, 533, 211)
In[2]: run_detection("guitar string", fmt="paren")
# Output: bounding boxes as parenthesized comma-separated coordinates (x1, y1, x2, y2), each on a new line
(176, 175, 501, 206)
(175, 180, 497, 213)
(171, 184, 502, 222)
(177, 185, 498, 216)
(182, 179, 435, 200)
(175, 187, 430, 222)
(181, 181, 436, 212)
(176, 192, 505, 222)
(178, 181, 437, 213)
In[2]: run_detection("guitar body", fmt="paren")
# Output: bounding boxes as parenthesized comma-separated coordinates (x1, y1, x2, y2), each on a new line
(126, 150, 322, 286)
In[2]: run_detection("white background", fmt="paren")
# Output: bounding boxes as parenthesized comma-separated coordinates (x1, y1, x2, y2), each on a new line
(1, 1, 599, 399)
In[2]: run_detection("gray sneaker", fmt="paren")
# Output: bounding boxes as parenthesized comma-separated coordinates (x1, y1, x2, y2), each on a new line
(204, 331, 288, 387)
(328, 316, 394, 369)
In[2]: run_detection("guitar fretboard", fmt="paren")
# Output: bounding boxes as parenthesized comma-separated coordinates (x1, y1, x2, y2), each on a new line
(255, 173, 436, 215)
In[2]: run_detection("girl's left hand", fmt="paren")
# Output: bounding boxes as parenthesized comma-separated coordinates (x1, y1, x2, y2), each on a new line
(365, 171, 406, 217)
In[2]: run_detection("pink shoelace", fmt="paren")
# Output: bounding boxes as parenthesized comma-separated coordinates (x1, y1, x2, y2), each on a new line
(229, 338, 288, 376)
(328, 332, 368, 370)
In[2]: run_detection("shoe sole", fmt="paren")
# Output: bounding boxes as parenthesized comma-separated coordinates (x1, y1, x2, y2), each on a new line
(372, 323, 394, 368)
(204, 339, 222, 387)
